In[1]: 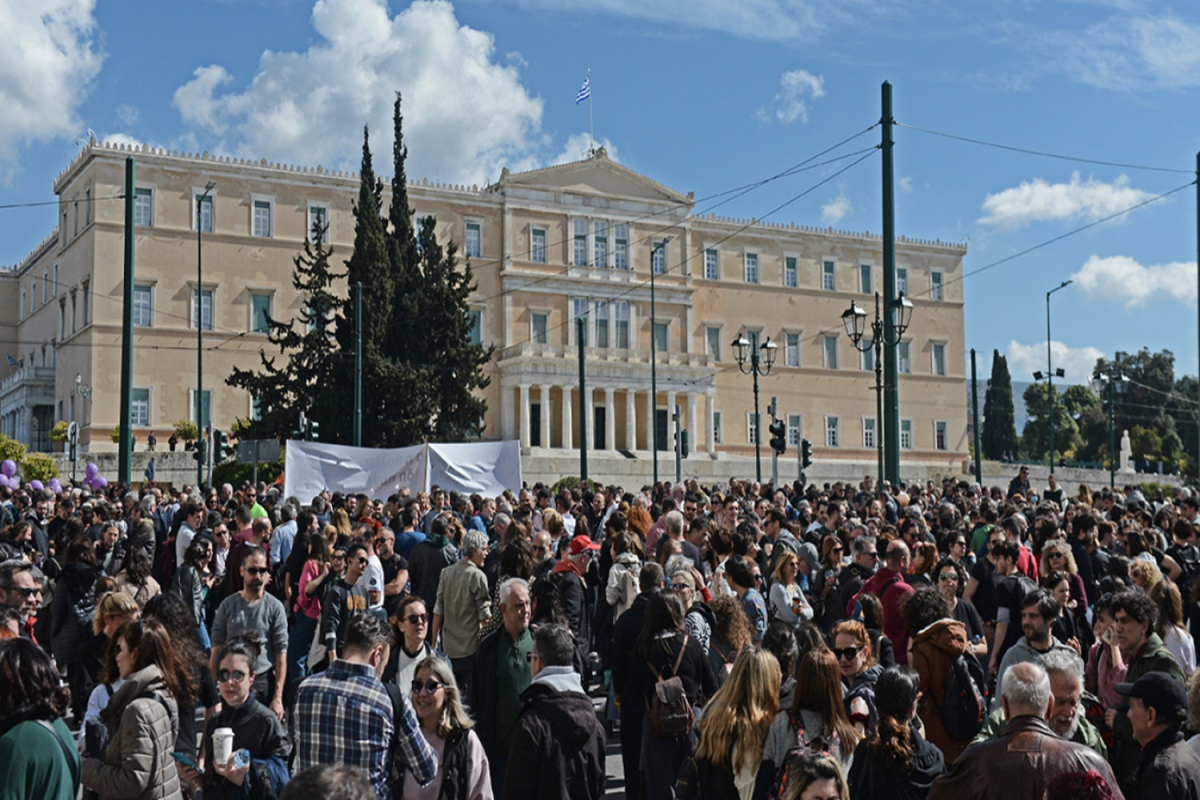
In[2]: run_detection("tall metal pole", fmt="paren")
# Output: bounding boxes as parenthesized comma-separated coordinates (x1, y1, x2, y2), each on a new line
(651, 252, 658, 485)
(880, 81, 900, 487)
(1195, 153, 1199, 480)
(1047, 279, 1072, 473)
(118, 157, 135, 485)
(752, 352, 762, 484)
(354, 282, 363, 447)
(577, 315, 588, 485)
(1109, 378, 1116, 489)
(674, 404, 682, 484)
(196, 191, 206, 486)
(971, 349, 982, 484)
(873, 295, 884, 488)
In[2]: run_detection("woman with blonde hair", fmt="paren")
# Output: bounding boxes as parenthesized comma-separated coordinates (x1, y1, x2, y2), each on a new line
(676, 649, 781, 799)
(770, 550, 813, 629)
(402, 655, 492, 799)
(1129, 559, 1163, 593)
(763, 647, 860, 778)
(783, 752, 850, 800)
(1040, 541, 1089, 618)
(331, 508, 353, 542)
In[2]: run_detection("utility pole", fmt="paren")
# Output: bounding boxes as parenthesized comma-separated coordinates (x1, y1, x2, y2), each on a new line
(673, 404, 682, 484)
(880, 81, 900, 487)
(1047, 279, 1072, 473)
(1195, 152, 1199, 480)
(971, 349, 982, 483)
(577, 315, 588, 486)
(118, 157, 135, 485)
(354, 282, 362, 447)
(650, 237, 671, 485)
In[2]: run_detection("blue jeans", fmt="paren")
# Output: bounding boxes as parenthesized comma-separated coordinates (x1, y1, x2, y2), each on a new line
(641, 715, 694, 800)
(287, 613, 318, 687)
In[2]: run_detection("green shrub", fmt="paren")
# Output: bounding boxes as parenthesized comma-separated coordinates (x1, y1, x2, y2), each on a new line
(21, 453, 59, 483)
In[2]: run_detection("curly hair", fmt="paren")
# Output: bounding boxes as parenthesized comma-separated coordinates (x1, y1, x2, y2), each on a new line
(1111, 589, 1157, 631)
(1043, 770, 1117, 800)
(899, 586, 951, 636)
(0, 638, 70, 720)
(1040, 541, 1078, 577)
(1129, 559, 1163, 591)
(866, 666, 921, 777)
(710, 592, 753, 653)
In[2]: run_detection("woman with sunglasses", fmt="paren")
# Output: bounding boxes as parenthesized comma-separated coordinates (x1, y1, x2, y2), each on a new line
(763, 647, 859, 778)
(401, 656, 493, 800)
(287, 534, 332, 688)
(933, 558, 986, 658)
(829, 621, 882, 736)
(1039, 542, 1089, 621)
(385, 595, 443, 693)
(192, 633, 289, 800)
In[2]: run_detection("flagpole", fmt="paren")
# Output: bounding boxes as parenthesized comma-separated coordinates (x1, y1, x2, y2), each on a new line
(588, 68, 594, 154)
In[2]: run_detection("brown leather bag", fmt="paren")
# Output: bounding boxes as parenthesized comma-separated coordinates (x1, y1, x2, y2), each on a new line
(646, 634, 694, 738)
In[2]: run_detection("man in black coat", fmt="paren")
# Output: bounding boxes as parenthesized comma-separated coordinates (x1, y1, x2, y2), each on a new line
(610, 562, 664, 800)
(1120, 671, 1200, 799)
(502, 623, 605, 800)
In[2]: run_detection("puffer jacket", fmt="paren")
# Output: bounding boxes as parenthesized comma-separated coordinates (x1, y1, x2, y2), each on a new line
(81, 664, 181, 800)
(51, 561, 99, 664)
(909, 618, 974, 764)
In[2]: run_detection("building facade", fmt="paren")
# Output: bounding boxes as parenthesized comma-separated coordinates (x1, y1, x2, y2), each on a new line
(0, 141, 968, 481)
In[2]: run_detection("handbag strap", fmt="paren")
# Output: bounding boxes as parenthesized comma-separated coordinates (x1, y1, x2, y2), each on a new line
(37, 719, 79, 789)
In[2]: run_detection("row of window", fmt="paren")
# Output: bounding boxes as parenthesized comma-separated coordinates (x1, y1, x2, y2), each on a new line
(703, 327, 950, 376)
(732, 413, 949, 451)
(127, 186, 332, 243)
(728, 253, 944, 299)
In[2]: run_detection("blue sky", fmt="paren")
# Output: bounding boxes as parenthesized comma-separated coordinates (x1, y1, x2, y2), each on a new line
(3, 0, 1199, 388)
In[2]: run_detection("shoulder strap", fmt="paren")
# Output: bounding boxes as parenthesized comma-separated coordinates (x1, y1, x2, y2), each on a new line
(647, 634, 690, 681)
(36, 719, 78, 788)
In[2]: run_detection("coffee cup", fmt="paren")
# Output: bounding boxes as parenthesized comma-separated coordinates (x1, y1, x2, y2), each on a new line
(213, 728, 235, 765)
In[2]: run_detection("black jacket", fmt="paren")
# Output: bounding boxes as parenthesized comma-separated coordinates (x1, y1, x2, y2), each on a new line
(471, 626, 531, 756)
(1129, 728, 1200, 800)
(630, 632, 719, 713)
(848, 722, 946, 800)
(395, 724, 472, 800)
(409, 537, 458, 612)
(501, 675, 606, 800)
(612, 592, 650, 700)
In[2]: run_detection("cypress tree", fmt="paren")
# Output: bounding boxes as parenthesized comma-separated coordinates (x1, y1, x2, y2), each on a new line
(982, 350, 1018, 460)
(226, 220, 343, 441)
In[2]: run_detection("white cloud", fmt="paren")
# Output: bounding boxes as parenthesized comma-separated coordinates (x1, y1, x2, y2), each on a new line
(172, 0, 545, 186)
(1007, 340, 1105, 386)
(978, 172, 1152, 229)
(0, 0, 103, 171)
(1053, 15, 1200, 91)
(115, 104, 139, 128)
(759, 69, 825, 124)
(899, 176, 913, 193)
(551, 134, 619, 167)
(1070, 254, 1197, 306)
(820, 194, 852, 224)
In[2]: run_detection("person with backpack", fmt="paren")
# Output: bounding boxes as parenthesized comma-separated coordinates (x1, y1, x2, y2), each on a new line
(853, 540, 915, 665)
(50, 536, 102, 719)
(629, 588, 718, 800)
(847, 666, 946, 799)
(987, 539, 1039, 677)
(904, 586, 985, 764)
(762, 646, 860, 781)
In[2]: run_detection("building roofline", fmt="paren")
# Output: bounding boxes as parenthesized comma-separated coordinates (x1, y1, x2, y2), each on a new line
(693, 213, 968, 254)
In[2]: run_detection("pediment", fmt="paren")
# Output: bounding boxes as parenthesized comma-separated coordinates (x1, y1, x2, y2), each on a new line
(498, 148, 692, 207)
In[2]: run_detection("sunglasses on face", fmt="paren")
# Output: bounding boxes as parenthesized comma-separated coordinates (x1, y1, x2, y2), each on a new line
(411, 679, 444, 695)
(938, 573, 959, 583)
(218, 669, 248, 683)
(671, 582, 691, 591)
(406, 614, 428, 625)
(833, 646, 861, 661)
(355, 558, 368, 565)
(244, 567, 269, 576)
(332, 554, 345, 560)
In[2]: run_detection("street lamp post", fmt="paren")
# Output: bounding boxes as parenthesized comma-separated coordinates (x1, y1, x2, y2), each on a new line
(1046, 279, 1072, 472)
(649, 237, 671, 485)
(842, 292, 913, 489)
(196, 181, 215, 487)
(1095, 364, 1126, 489)
(733, 332, 778, 483)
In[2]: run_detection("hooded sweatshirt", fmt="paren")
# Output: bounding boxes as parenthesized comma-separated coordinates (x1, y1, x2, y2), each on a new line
(909, 618, 977, 763)
(502, 666, 606, 800)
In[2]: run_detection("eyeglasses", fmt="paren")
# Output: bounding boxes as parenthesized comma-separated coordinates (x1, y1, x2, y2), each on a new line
(671, 582, 691, 591)
(217, 669, 248, 683)
(938, 573, 959, 583)
(832, 646, 862, 661)
(355, 558, 368, 565)
(9, 586, 41, 598)
(411, 679, 445, 695)
(406, 614, 428, 624)
(752, 574, 763, 583)
(332, 554, 346, 560)
(244, 566, 269, 576)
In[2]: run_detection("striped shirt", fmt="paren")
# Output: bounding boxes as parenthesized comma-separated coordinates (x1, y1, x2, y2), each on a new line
(291, 659, 437, 800)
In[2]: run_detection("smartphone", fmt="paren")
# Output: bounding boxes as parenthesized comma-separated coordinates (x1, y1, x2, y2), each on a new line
(1102, 628, 1113, 645)
(172, 751, 200, 770)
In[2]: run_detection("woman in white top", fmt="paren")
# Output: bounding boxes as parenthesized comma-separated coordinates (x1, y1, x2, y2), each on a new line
(389, 595, 441, 693)
(1152, 580, 1196, 677)
(769, 550, 813, 628)
(402, 656, 493, 800)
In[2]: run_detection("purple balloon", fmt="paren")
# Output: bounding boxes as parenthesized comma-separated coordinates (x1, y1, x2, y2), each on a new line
(48, 478, 62, 493)
(93, 476, 108, 489)
(29, 480, 44, 492)
(0, 460, 14, 478)
(85, 462, 99, 478)
(4, 476, 16, 490)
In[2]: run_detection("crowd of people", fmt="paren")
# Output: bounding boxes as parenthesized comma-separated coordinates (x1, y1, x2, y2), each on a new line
(4, 466, 1200, 800)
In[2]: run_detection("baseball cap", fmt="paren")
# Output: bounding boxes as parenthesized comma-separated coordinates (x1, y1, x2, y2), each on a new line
(1115, 671, 1188, 724)
(568, 535, 601, 556)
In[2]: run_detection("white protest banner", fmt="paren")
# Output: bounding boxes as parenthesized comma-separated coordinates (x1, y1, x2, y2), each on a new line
(426, 440, 523, 497)
(284, 440, 426, 501)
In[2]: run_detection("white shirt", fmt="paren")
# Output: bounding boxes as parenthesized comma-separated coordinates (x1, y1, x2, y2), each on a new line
(176, 523, 196, 567)
(357, 553, 385, 609)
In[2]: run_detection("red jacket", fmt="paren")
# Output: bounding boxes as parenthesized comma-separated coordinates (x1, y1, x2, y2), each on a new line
(858, 567, 914, 664)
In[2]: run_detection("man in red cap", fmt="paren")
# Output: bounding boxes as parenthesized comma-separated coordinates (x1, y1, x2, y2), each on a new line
(552, 534, 600, 679)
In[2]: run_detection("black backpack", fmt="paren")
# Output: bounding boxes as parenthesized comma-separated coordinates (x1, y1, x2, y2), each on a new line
(939, 651, 987, 741)
(1169, 544, 1200, 593)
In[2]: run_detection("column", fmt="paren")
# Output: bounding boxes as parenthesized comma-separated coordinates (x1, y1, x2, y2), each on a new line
(625, 390, 637, 451)
(686, 392, 697, 449)
(540, 385, 551, 450)
(518, 384, 530, 449)
(705, 392, 715, 454)
(646, 389, 655, 453)
(604, 387, 616, 452)
(584, 388, 595, 450)
(503, 295, 514, 348)
(562, 387, 573, 450)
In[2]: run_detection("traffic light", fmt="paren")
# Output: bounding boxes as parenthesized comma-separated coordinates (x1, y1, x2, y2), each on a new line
(769, 420, 787, 455)
(193, 439, 208, 464)
(296, 411, 307, 441)
(800, 438, 813, 469)
(213, 430, 229, 462)
(307, 417, 320, 441)
(681, 430, 689, 459)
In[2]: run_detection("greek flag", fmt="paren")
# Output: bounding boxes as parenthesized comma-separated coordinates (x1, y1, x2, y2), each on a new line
(576, 76, 590, 104)
(5, 354, 16, 367)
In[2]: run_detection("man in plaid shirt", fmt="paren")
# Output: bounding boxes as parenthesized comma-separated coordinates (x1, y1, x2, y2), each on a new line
(292, 613, 437, 800)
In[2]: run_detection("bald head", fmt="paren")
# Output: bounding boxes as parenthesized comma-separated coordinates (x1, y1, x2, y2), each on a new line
(1001, 661, 1051, 719)
(885, 540, 910, 570)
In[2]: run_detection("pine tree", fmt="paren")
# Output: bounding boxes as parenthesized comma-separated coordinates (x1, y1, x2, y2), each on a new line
(226, 221, 344, 440)
(981, 350, 1018, 460)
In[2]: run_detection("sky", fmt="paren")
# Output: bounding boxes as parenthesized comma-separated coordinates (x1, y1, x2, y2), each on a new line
(2, 0, 1199, 390)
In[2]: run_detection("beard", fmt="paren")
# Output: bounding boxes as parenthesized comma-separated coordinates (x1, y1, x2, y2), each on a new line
(1052, 711, 1082, 741)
